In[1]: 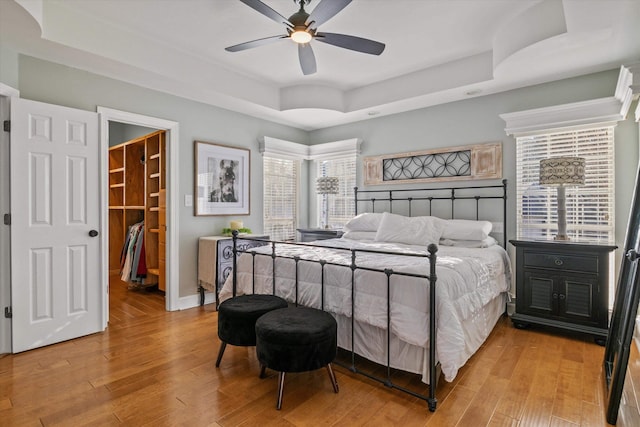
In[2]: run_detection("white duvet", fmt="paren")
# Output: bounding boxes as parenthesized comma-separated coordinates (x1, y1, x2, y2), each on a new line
(218, 238, 511, 382)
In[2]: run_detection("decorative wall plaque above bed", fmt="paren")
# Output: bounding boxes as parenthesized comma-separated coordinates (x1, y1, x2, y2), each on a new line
(363, 141, 502, 185)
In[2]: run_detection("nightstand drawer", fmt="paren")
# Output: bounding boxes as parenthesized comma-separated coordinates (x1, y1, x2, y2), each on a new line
(523, 251, 598, 273)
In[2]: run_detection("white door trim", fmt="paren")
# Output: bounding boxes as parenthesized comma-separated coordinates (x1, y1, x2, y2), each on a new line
(0, 84, 19, 354)
(97, 107, 180, 320)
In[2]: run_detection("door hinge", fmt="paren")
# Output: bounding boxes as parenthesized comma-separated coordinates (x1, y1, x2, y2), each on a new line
(3, 213, 10, 225)
(4, 307, 11, 318)
(3, 120, 9, 132)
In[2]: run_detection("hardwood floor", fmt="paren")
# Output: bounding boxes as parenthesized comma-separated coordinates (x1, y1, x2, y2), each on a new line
(0, 277, 624, 426)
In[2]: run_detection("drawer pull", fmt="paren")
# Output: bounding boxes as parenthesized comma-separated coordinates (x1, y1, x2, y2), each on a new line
(552, 293, 558, 299)
(559, 294, 566, 300)
(554, 258, 563, 266)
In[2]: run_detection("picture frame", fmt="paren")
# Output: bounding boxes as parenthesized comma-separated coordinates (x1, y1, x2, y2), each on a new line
(603, 163, 640, 424)
(194, 140, 250, 216)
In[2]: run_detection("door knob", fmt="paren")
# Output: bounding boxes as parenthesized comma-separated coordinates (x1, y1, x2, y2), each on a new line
(89, 230, 99, 237)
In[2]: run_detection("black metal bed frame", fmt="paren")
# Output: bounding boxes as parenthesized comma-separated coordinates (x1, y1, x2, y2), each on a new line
(229, 179, 508, 412)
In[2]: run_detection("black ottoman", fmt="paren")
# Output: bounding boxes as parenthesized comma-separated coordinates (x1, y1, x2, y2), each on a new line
(255, 306, 339, 409)
(215, 294, 288, 368)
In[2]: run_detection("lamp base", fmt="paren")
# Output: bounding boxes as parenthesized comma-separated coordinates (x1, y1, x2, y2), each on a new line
(554, 234, 570, 241)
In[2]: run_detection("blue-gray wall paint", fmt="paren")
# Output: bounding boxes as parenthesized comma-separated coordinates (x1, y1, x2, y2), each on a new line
(308, 69, 639, 285)
(5, 54, 639, 300)
(14, 55, 308, 299)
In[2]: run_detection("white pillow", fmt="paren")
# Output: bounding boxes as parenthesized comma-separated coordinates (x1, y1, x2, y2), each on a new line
(343, 212, 384, 232)
(442, 219, 492, 241)
(439, 236, 498, 248)
(341, 230, 377, 241)
(374, 212, 444, 246)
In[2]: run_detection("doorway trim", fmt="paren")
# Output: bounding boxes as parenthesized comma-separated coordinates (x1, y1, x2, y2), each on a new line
(98, 107, 179, 321)
(0, 83, 19, 354)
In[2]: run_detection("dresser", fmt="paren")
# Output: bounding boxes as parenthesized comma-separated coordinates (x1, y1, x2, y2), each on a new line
(197, 234, 269, 306)
(297, 228, 344, 242)
(509, 239, 617, 344)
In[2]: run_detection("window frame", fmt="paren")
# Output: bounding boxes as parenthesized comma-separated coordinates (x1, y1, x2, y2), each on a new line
(316, 155, 356, 229)
(262, 155, 301, 241)
(515, 126, 615, 244)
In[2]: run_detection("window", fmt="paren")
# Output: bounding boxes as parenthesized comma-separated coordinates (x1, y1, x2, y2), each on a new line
(317, 156, 356, 229)
(263, 156, 300, 241)
(516, 126, 615, 243)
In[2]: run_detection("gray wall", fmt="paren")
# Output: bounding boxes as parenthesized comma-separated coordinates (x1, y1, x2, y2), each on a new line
(12, 54, 308, 300)
(309, 69, 639, 285)
(3, 53, 639, 302)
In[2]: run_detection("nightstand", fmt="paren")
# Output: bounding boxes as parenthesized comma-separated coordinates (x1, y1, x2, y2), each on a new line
(197, 234, 269, 306)
(509, 239, 617, 344)
(297, 228, 344, 242)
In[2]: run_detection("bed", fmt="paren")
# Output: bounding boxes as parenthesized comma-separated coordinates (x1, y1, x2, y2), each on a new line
(218, 180, 510, 411)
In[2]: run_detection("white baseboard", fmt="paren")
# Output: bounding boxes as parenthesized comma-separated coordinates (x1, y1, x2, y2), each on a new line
(177, 291, 216, 311)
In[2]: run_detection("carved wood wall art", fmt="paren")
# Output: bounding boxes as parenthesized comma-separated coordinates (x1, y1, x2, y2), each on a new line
(363, 142, 502, 185)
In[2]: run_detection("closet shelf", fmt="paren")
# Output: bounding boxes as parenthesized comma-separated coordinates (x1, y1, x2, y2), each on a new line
(109, 206, 124, 210)
(149, 153, 161, 160)
(110, 183, 125, 189)
(150, 192, 160, 198)
(147, 268, 160, 276)
(125, 206, 145, 210)
(149, 207, 160, 212)
(149, 173, 160, 179)
(110, 167, 125, 173)
(149, 228, 160, 233)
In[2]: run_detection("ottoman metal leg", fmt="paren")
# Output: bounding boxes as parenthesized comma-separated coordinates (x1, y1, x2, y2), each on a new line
(326, 363, 339, 393)
(276, 372, 286, 410)
(215, 341, 227, 367)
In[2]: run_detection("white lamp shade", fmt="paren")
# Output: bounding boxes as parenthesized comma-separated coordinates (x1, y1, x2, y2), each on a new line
(539, 157, 585, 186)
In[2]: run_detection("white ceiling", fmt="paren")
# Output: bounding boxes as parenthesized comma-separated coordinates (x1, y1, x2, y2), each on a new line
(1, 0, 639, 131)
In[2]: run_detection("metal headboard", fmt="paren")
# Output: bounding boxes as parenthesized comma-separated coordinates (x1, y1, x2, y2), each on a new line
(354, 179, 508, 248)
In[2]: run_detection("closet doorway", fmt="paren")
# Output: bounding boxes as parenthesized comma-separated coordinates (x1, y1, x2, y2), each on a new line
(108, 125, 166, 296)
(99, 107, 179, 322)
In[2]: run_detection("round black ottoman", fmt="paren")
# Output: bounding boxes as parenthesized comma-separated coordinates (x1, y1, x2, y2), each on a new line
(255, 306, 339, 409)
(215, 294, 288, 368)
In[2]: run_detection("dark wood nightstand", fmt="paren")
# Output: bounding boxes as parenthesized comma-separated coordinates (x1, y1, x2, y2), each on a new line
(297, 228, 344, 242)
(509, 239, 617, 344)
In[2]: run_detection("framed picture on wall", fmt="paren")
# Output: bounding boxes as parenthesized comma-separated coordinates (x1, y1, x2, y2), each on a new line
(194, 140, 250, 216)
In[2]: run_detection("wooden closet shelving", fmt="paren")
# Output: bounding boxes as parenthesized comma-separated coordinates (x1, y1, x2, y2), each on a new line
(108, 130, 166, 291)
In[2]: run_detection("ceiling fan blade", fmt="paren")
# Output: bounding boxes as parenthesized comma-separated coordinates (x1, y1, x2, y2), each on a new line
(225, 35, 287, 52)
(315, 32, 385, 55)
(306, 0, 352, 29)
(239, 0, 291, 27)
(298, 43, 317, 75)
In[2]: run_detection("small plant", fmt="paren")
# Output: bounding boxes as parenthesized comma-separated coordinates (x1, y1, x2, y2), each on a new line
(222, 227, 252, 236)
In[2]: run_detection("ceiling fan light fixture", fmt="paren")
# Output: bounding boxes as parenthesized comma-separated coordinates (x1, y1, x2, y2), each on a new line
(291, 30, 312, 44)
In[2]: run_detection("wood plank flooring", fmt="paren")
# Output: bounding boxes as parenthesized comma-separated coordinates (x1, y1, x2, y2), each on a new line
(0, 276, 626, 425)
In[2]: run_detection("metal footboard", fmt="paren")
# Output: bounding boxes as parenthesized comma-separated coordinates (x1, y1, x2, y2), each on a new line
(230, 231, 440, 411)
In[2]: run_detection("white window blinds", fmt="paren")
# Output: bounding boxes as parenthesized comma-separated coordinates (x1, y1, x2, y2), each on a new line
(317, 156, 356, 229)
(263, 156, 299, 241)
(516, 126, 615, 243)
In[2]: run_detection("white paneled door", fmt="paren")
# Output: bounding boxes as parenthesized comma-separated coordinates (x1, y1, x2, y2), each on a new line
(10, 98, 103, 352)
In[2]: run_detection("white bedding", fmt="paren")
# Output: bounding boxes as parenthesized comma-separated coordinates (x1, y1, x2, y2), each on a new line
(218, 237, 511, 382)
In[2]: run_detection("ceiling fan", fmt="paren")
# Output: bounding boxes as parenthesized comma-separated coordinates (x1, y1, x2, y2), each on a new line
(225, 0, 386, 75)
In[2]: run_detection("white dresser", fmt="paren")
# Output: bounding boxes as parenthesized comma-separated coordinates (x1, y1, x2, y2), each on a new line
(197, 234, 269, 306)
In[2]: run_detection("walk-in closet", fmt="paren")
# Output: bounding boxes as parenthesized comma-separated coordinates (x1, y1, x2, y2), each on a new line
(108, 128, 166, 293)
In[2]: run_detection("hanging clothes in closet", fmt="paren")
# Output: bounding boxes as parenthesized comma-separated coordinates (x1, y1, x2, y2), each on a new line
(120, 221, 148, 286)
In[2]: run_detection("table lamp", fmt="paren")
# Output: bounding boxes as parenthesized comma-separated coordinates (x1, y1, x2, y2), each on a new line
(316, 176, 339, 229)
(539, 157, 586, 241)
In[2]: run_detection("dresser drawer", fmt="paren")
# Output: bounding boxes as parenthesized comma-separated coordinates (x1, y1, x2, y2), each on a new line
(523, 251, 598, 273)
